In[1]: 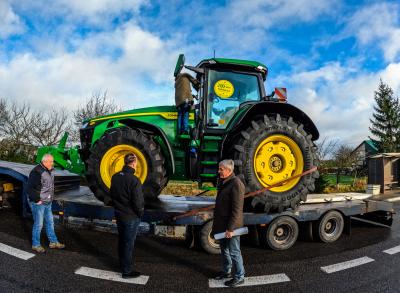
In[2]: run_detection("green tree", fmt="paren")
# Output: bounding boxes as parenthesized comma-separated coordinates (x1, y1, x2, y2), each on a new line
(369, 80, 400, 152)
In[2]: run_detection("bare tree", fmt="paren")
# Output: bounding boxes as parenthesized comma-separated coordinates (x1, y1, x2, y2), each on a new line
(0, 100, 35, 162)
(333, 144, 356, 185)
(315, 137, 339, 169)
(29, 108, 71, 146)
(74, 91, 121, 127)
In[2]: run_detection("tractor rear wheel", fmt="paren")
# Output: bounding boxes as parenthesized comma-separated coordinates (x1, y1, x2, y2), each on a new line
(86, 127, 168, 204)
(231, 114, 318, 213)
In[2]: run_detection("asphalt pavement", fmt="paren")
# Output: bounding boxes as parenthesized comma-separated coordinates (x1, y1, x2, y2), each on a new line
(1, 203, 400, 293)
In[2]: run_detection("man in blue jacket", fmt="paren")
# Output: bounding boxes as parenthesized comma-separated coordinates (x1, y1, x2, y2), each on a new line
(27, 154, 65, 253)
(110, 153, 144, 279)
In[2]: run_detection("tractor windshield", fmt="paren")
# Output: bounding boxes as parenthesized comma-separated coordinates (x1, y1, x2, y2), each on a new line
(206, 70, 261, 129)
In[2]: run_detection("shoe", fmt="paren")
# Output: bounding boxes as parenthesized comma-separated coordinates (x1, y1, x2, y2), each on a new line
(224, 278, 245, 287)
(49, 242, 65, 249)
(32, 246, 45, 253)
(214, 272, 232, 280)
(122, 271, 141, 279)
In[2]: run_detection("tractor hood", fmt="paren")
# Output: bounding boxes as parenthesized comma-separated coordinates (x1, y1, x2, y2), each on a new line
(85, 105, 178, 125)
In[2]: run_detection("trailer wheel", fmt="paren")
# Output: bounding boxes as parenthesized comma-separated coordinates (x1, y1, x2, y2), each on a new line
(199, 221, 220, 254)
(314, 211, 344, 243)
(261, 216, 299, 250)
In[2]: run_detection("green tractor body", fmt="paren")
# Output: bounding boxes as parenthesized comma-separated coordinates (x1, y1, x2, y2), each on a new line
(37, 55, 319, 213)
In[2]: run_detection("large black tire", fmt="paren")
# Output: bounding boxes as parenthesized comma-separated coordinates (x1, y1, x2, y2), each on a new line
(85, 127, 168, 204)
(260, 216, 299, 250)
(199, 221, 221, 254)
(313, 211, 344, 243)
(231, 114, 319, 213)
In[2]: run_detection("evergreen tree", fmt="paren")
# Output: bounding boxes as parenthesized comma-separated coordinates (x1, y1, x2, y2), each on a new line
(369, 80, 400, 152)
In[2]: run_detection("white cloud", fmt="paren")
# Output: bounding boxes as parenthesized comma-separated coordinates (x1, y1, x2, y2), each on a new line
(276, 62, 400, 146)
(0, 22, 180, 112)
(0, 1, 24, 38)
(345, 2, 400, 62)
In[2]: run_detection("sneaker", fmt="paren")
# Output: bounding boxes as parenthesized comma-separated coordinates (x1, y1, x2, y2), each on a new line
(224, 278, 245, 287)
(49, 242, 65, 249)
(214, 272, 232, 280)
(122, 271, 141, 279)
(32, 246, 45, 253)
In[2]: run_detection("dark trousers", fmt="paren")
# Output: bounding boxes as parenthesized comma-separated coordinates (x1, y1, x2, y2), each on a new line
(177, 102, 191, 134)
(116, 217, 141, 275)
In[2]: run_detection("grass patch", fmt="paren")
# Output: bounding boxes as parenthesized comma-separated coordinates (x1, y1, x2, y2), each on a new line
(161, 180, 217, 196)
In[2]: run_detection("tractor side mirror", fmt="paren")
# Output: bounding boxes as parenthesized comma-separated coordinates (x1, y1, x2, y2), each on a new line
(174, 54, 185, 77)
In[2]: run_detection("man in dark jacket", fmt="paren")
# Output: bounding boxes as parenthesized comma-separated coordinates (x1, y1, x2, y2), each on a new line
(212, 159, 245, 287)
(27, 154, 65, 253)
(110, 153, 144, 279)
(175, 72, 200, 134)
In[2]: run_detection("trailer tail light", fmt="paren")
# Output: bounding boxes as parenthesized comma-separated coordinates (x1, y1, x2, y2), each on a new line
(274, 87, 287, 103)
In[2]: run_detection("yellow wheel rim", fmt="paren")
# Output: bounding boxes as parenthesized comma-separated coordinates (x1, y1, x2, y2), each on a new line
(100, 144, 148, 188)
(253, 135, 304, 192)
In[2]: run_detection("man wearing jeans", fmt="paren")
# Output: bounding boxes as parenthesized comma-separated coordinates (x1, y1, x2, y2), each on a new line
(212, 159, 245, 287)
(27, 154, 65, 253)
(110, 153, 144, 279)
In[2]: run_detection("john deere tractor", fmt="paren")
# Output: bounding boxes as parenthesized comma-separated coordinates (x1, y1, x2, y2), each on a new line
(37, 54, 319, 213)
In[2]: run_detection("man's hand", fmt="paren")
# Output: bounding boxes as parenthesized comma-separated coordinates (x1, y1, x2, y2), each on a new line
(225, 230, 234, 238)
(37, 200, 43, 205)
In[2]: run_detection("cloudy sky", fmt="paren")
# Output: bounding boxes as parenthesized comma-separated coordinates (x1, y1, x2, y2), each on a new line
(1, 0, 400, 147)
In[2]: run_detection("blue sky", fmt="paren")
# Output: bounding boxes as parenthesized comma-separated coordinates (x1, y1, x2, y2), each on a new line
(1, 0, 400, 146)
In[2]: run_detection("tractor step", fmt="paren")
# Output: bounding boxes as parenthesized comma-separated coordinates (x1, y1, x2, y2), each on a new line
(200, 161, 218, 165)
(177, 134, 191, 140)
(203, 135, 223, 141)
(202, 148, 219, 153)
(200, 173, 217, 178)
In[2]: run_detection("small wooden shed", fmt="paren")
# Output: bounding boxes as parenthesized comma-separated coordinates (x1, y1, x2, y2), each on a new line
(367, 153, 400, 194)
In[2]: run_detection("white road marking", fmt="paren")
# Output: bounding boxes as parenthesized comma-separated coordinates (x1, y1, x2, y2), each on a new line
(0, 243, 35, 260)
(321, 257, 375, 274)
(75, 266, 149, 285)
(383, 245, 400, 255)
(385, 196, 400, 202)
(208, 273, 290, 288)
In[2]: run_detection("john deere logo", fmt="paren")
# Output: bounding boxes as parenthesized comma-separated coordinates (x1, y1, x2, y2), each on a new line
(214, 80, 234, 99)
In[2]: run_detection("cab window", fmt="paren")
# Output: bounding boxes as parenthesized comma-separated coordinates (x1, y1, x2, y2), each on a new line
(207, 70, 261, 129)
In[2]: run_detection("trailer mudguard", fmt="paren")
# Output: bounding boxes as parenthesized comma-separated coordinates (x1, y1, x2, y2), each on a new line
(232, 101, 319, 141)
(118, 118, 175, 175)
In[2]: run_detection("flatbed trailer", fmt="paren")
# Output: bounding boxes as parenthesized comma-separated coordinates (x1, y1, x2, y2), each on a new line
(0, 161, 394, 254)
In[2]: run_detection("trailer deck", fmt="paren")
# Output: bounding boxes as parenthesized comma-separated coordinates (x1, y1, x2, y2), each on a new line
(0, 160, 395, 253)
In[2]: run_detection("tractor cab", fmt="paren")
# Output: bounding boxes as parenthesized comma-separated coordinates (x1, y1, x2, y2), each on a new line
(175, 54, 268, 133)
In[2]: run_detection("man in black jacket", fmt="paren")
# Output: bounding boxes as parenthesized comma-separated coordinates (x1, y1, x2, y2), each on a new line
(110, 153, 144, 279)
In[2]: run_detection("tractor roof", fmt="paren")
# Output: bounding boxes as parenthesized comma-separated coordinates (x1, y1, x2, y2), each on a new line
(196, 57, 268, 79)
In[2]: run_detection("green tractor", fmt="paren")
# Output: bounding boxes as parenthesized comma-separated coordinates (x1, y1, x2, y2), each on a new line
(37, 54, 319, 213)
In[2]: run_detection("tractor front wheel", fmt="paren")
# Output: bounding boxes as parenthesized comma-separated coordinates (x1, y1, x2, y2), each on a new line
(86, 127, 167, 204)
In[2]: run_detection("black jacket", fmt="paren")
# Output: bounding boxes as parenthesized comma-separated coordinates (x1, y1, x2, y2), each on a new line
(211, 173, 245, 235)
(110, 165, 144, 220)
(27, 164, 55, 203)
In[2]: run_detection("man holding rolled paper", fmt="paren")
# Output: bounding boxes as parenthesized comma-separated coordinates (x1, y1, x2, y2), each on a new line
(212, 159, 246, 287)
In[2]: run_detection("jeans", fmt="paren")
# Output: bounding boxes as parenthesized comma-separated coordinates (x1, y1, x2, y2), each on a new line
(29, 201, 58, 247)
(116, 217, 141, 275)
(219, 236, 245, 279)
(177, 102, 190, 134)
